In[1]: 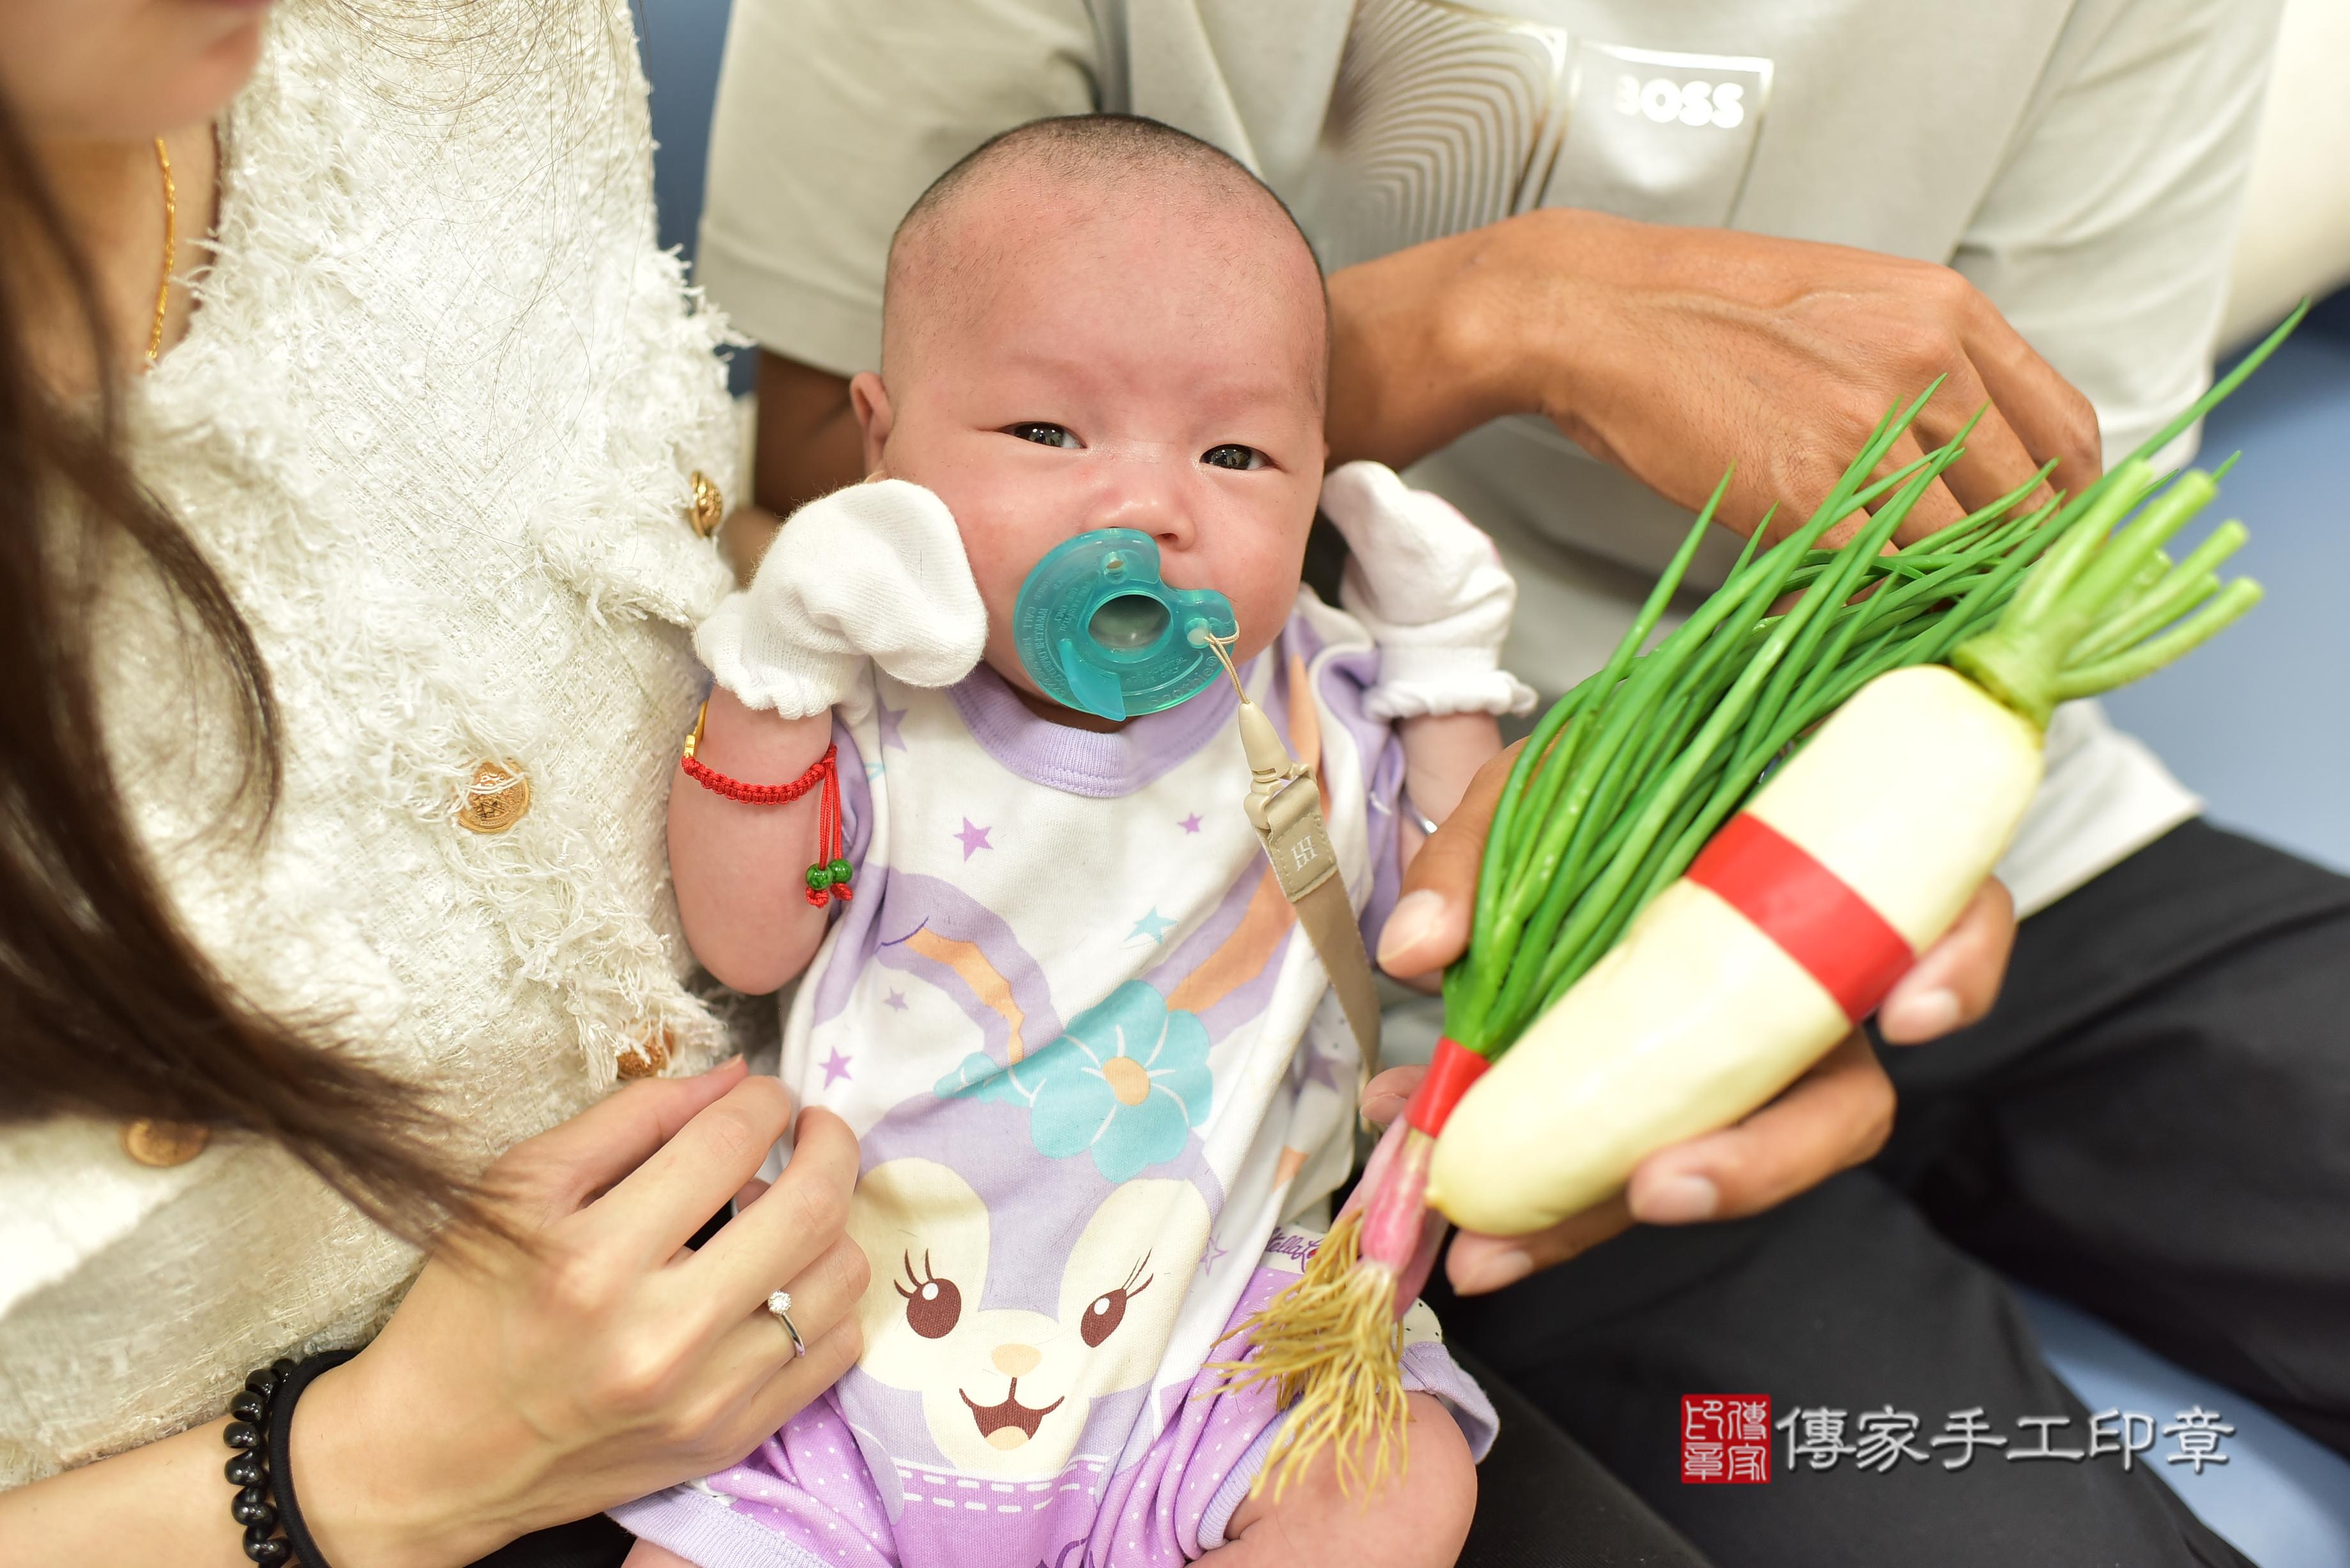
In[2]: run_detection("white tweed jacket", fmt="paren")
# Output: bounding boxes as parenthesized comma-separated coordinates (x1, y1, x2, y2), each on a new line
(0, 0, 739, 1485)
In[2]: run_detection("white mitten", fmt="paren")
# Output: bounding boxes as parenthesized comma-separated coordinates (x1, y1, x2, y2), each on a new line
(1319, 460, 1537, 721)
(695, 479, 987, 717)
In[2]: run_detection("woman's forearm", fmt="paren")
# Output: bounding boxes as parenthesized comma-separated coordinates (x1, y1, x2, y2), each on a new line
(0, 1417, 252, 1566)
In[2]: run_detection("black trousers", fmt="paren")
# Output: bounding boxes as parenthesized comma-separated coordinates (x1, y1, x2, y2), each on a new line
(1431, 819, 2350, 1567)
(485, 822, 2350, 1567)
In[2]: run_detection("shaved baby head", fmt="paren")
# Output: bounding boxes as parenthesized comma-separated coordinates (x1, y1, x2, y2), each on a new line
(881, 114, 1329, 403)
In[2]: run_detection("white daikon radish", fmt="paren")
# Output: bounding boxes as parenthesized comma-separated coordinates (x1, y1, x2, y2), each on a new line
(1427, 665, 2042, 1234)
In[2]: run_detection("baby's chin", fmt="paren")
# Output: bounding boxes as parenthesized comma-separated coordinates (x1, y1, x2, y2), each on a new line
(978, 654, 1130, 734)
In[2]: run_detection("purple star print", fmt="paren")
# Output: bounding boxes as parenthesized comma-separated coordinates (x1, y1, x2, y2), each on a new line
(876, 697, 908, 753)
(883, 988, 909, 1013)
(1178, 813, 1203, 834)
(954, 819, 993, 860)
(820, 1048, 853, 1086)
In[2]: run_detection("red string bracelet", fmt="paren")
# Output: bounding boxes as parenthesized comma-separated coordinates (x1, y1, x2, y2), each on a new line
(680, 699, 854, 907)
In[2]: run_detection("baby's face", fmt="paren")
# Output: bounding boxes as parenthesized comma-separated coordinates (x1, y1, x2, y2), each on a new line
(853, 174, 1327, 720)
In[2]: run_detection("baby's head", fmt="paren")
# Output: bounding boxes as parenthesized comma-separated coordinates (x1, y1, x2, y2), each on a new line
(849, 115, 1328, 721)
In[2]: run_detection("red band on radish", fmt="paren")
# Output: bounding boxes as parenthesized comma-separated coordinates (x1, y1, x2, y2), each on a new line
(1406, 1038, 1490, 1136)
(1686, 813, 1914, 1022)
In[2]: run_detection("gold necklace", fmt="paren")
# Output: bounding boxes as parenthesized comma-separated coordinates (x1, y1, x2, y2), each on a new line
(145, 136, 176, 368)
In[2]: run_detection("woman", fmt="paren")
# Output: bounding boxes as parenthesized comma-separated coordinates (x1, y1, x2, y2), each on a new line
(0, 2, 862, 1562)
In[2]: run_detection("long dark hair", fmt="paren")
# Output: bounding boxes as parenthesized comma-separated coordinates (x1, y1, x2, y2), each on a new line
(0, 99, 473, 1240)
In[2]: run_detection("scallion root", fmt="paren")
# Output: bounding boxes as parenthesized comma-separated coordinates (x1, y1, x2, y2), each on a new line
(1206, 1212, 1409, 1502)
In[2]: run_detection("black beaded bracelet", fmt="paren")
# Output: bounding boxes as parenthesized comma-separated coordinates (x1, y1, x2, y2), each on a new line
(222, 1359, 298, 1565)
(220, 1350, 355, 1567)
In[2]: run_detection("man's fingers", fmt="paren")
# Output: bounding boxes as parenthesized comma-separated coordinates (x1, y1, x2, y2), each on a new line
(1624, 1031, 1895, 1225)
(1879, 877, 2016, 1043)
(1962, 309, 2104, 497)
(1910, 372, 2057, 520)
(1829, 431, 1967, 549)
(1443, 1033, 1899, 1288)
(1377, 741, 1521, 981)
(489, 1058, 750, 1223)
(1445, 1193, 1634, 1295)
(1361, 1065, 1428, 1129)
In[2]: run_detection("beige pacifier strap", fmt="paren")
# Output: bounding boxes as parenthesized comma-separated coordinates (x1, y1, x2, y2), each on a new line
(1206, 635, 1384, 1093)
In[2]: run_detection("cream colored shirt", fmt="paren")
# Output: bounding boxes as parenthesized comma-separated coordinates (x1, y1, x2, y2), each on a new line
(699, 0, 2284, 914)
(0, 0, 739, 1485)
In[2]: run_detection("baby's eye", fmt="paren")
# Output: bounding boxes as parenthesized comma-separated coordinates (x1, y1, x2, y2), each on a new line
(1201, 444, 1267, 472)
(1007, 422, 1080, 449)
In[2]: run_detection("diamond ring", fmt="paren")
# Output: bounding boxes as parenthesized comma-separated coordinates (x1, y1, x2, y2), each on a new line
(766, 1290, 807, 1359)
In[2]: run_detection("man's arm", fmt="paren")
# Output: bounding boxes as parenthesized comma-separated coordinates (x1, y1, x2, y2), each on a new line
(1324, 207, 2104, 547)
(753, 352, 863, 515)
(720, 354, 861, 582)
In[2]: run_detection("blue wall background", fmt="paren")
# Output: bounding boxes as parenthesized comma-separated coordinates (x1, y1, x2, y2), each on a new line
(2100, 298, 2350, 873)
(637, 0, 750, 391)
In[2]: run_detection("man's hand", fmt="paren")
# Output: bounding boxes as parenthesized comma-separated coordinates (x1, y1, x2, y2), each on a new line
(1327, 208, 2104, 543)
(1370, 744, 2018, 1295)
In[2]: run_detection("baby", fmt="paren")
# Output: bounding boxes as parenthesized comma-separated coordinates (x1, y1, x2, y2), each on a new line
(619, 116, 1535, 1567)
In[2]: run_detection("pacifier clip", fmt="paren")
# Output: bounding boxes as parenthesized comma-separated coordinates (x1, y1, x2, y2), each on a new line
(680, 699, 854, 907)
(1197, 631, 1384, 1095)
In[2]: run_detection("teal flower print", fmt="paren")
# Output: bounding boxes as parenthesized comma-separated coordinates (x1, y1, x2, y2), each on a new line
(936, 981, 1213, 1181)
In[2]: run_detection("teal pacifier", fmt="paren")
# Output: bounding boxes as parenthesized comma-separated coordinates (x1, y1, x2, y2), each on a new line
(1012, 529, 1238, 721)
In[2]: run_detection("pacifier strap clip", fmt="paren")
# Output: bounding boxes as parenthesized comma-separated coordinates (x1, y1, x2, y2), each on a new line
(1201, 634, 1384, 1096)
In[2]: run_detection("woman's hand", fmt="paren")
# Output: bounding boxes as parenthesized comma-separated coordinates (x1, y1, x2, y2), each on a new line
(1326, 208, 2103, 543)
(292, 1060, 867, 1567)
(1370, 746, 2017, 1295)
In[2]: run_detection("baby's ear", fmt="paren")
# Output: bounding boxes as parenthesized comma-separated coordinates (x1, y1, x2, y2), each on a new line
(849, 372, 895, 474)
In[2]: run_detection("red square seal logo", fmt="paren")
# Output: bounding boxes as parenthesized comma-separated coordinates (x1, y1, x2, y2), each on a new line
(1683, 1394, 1773, 1483)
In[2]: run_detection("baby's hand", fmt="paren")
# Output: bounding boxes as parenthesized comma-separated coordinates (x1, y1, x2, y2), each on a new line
(1319, 462, 1535, 723)
(697, 479, 985, 718)
(1209, 1391, 1477, 1567)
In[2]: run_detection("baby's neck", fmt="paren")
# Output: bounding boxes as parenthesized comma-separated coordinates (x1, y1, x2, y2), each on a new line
(1008, 681, 1128, 734)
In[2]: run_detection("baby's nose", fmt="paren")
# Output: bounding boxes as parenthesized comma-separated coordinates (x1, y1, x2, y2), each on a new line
(991, 1342, 1042, 1378)
(1092, 464, 1197, 548)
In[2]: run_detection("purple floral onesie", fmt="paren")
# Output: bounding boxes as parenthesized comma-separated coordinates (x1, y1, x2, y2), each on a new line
(616, 593, 1496, 1567)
